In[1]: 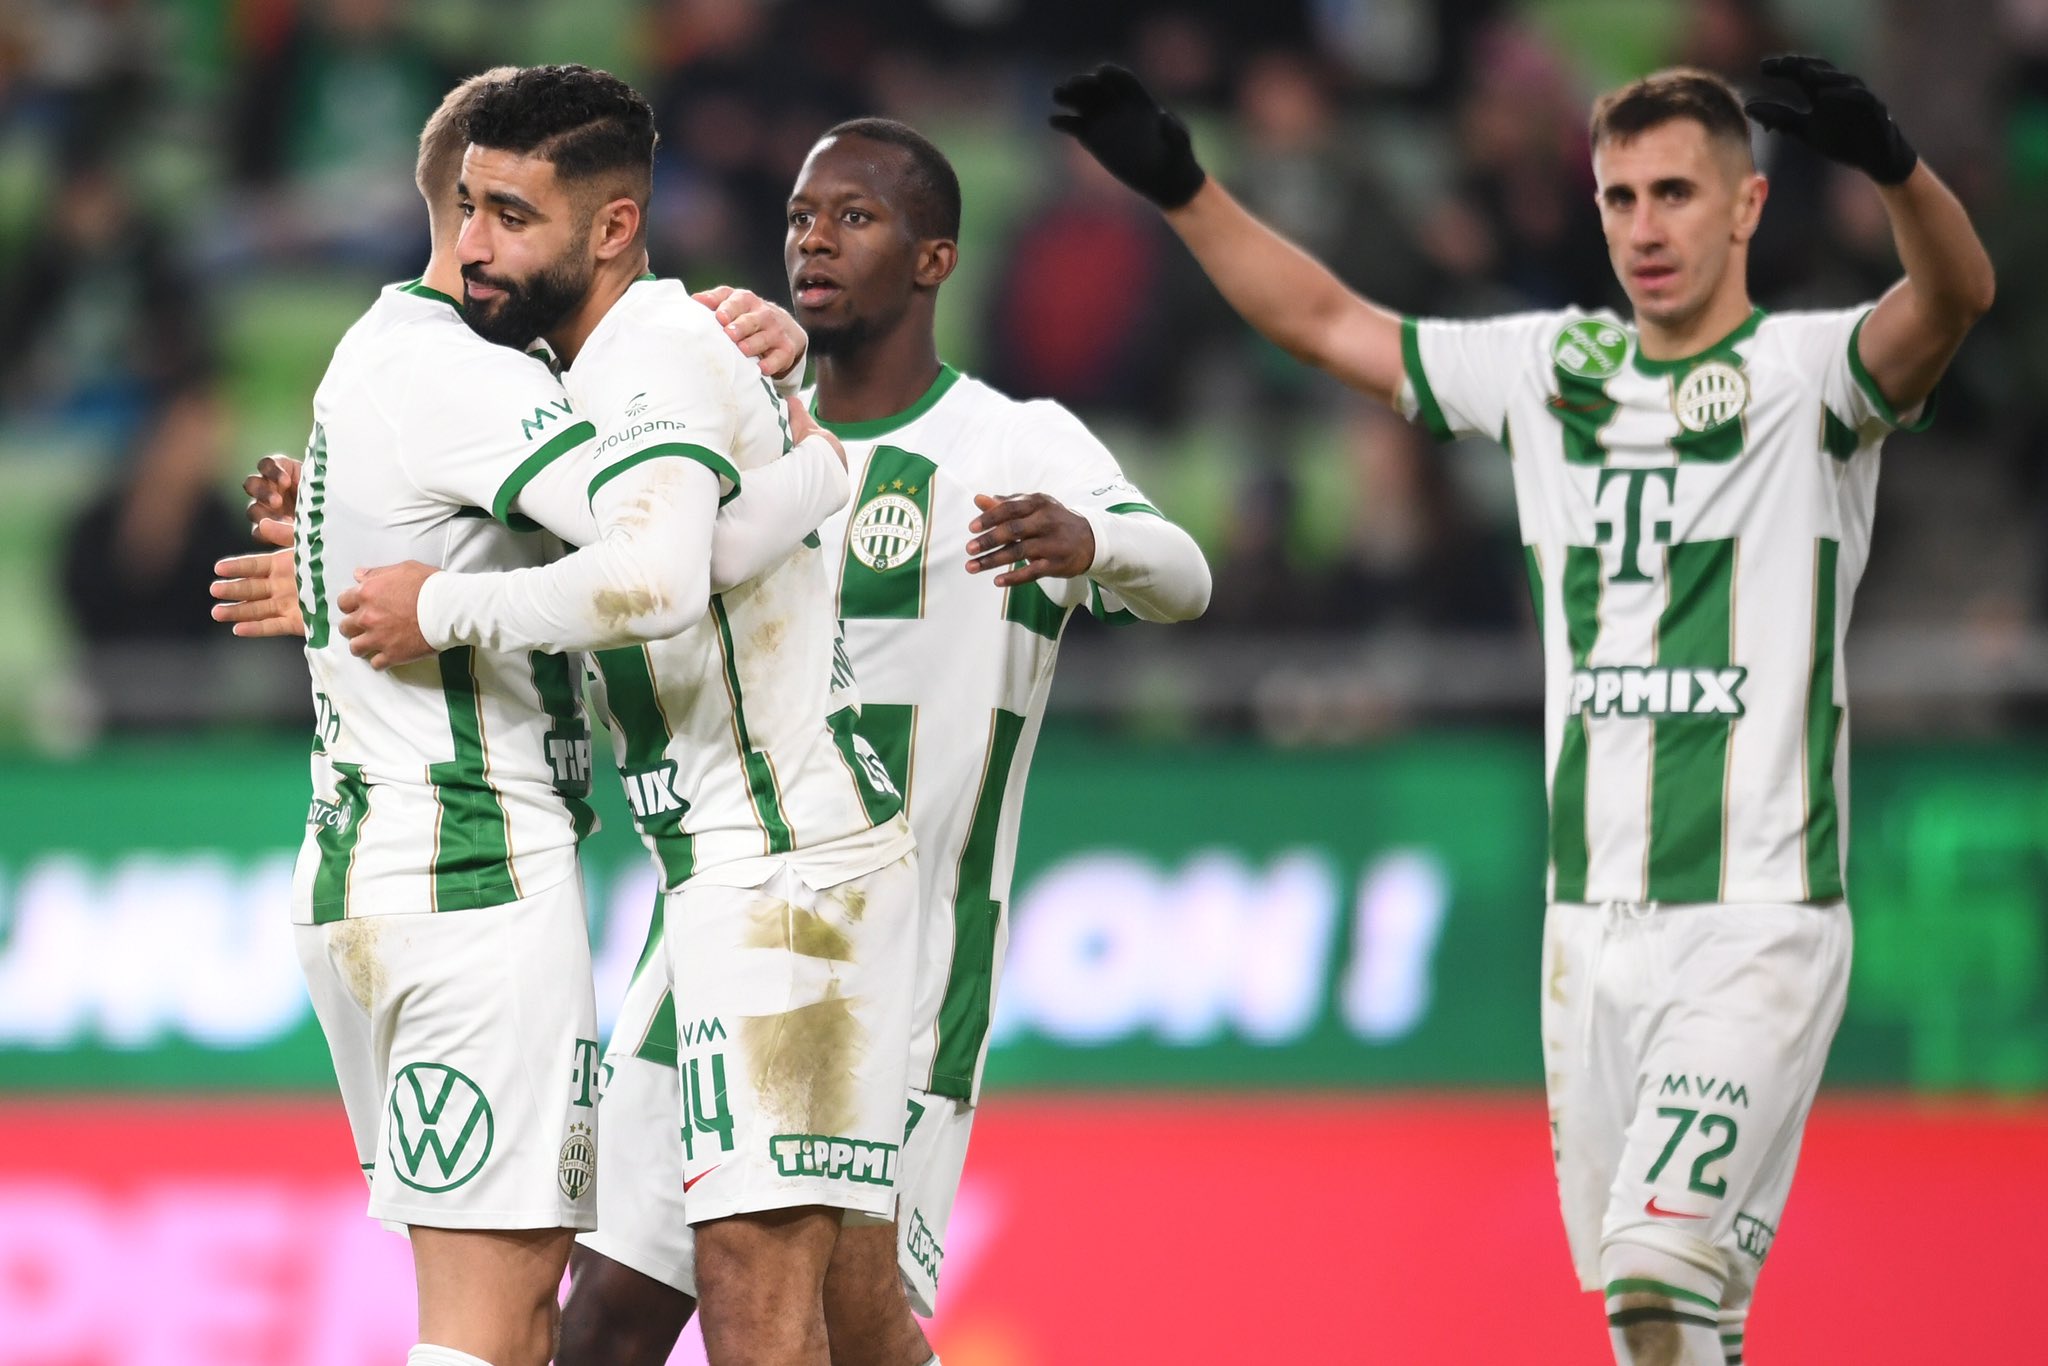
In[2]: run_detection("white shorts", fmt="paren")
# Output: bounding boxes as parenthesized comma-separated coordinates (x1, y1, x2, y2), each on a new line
(896, 1087, 976, 1317)
(664, 853, 919, 1225)
(1541, 899, 1851, 1301)
(294, 875, 601, 1231)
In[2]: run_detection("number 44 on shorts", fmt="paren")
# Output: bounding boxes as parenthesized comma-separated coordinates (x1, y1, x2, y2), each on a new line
(679, 1052, 736, 1161)
(1646, 1106, 1740, 1198)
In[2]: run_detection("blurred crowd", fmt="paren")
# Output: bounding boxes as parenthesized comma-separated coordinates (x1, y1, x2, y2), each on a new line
(0, 0, 2042, 738)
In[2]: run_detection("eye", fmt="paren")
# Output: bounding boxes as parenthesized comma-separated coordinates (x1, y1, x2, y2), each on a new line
(788, 209, 811, 227)
(459, 200, 475, 218)
(843, 209, 869, 225)
(500, 212, 524, 229)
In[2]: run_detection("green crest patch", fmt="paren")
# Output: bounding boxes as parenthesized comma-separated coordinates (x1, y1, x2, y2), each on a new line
(388, 1062, 494, 1192)
(1552, 319, 1629, 378)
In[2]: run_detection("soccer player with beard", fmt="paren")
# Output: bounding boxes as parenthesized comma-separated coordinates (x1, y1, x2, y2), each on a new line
(337, 67, 920, 1366)
(553, 119, 1212, 1366)
(1051, 57, 1993, 1366)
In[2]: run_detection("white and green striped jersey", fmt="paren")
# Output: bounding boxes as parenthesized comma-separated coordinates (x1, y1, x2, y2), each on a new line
(1400, 304, 1922, 906)
(290, 280, 599, 924)
(816, 365, 1162, 1101)
(568, 279, 906, 889)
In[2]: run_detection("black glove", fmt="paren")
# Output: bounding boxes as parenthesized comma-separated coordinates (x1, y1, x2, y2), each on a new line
(1049, 63, 1207, 209)
(1744, 54, 1918, 186)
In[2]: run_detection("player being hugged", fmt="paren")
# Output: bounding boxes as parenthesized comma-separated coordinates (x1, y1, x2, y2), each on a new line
(1054, 54, 1991, 1366)
(558, 120, 1212, 1366)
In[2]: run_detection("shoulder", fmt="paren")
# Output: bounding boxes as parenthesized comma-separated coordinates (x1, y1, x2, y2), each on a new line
(1753, 306, 1868, 361)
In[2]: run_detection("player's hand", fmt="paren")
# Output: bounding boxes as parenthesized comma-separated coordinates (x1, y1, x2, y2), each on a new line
(1049, 63, 1206, 209)
(210, 549, 306, 638)
(966, 492, 1094, 587)
(337, 562, 438, 670)
(694, 285, 809, 382)
(1746, 55, 1918, 185)
(243, 454, 300, 548)
(787, 397, 847, 470)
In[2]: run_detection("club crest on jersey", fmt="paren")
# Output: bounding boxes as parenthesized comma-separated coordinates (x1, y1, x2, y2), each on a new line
(849, 493, 926, 572)
(1552, 320, 1629, 378)
(1673, 361, 1749, 432)
(558, 1120, 595, 1200)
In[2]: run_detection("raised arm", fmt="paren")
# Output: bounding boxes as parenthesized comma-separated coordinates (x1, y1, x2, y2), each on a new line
(1745, 55, 1994, 414)
(1051, 64, 1406, 406)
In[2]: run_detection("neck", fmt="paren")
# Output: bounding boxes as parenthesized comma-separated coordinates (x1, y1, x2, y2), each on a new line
(547, 249, 648, 366)
(422, 241, 462, 300)
(813, 307, 941, 423)
(1634, 271, 1755, 360)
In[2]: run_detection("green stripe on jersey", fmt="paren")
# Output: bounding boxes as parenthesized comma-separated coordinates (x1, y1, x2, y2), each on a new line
(839, 446, 938, 620)
(931, 708, 1027, 1098)
(827, 706, 907, 826)
(1604, 1278, 1720, 1310)
(428, 648, 521, 911)
(1648, 539, 1737, 902)
(1523, 544, 1545, 639)
(1822, 406, 1861, 461)
(594, 646, 695, 886)
(1400, 318, 1454, 442)
(1805, 539, 1845, 899)
(311, 761, 369, 924)
(1104, 500, 1163, 519)
(588, 442, 742, 506)
(1003, 581, 1068, 640)
(297, 424, 331, 648)
(855, 703, 916, 809)
(494, 420, 595, 524)
(529, 651, 596, 840)
(709, 596, 794, 853)
(1550, 547, 1602, 902)
(628, 900, 681, 1067)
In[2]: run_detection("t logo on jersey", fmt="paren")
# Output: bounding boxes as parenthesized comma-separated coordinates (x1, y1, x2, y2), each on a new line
(547, 726, 592, 797)
(1594, 466, 1676, 584)
(388, 1063, 495, 1192)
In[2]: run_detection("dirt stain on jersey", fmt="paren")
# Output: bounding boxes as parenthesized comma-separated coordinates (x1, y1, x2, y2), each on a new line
(742, 986, 863, 1135)
(593, 586, 664, 633)
(745, 899, 854, 962)
(834, 884, 868, 923)
(747, 615, 787, 658)
(328, 917, 385, 1012)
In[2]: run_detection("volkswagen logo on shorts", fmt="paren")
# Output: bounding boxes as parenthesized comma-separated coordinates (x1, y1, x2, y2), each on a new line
(1674, 361, 1750, 433)
(849, 494, 925, 572)
(388, 1062, 495, 1192)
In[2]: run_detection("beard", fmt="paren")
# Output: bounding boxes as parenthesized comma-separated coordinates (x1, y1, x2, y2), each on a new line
(461, 245, 594, 350)
(803, 311, 877, 360)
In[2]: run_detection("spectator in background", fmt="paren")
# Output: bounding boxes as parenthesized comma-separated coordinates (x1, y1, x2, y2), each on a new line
(1197, 467, 1327, 630)
(1449, 23, 1614, 311)
(230, 0, 451, 272)
(59, 377, 248, 729)
(0, 134, 209, 443)
(642, 0, 865, 293)
(983, 139, 1194, 424)
(1320, 403, 1524, 634)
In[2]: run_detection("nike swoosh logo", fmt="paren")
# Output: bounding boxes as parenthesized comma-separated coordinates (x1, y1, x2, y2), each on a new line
(1644, 1196, 1707, 1219)
(683, 1165, 719, 1193)
(1548, 395, 1608, 413)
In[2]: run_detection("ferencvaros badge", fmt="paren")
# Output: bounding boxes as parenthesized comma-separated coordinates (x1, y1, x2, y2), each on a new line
(1673, 361, 1750, 432)
(849, 493, 926, 572)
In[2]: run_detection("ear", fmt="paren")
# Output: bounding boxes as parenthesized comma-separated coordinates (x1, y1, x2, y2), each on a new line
(591, 196, 643, 262)
(915, 238, 958, 290)
(1731, 171, 1769, 245)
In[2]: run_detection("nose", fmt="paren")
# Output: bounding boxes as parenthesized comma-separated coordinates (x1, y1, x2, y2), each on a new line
(796, 217, 837, 258)
(458, 212, 489, 266)
(1629, 201, 1662, 250)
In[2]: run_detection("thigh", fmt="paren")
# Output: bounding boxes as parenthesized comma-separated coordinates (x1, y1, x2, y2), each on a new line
(895, 1089, 975, 1318)
(1542, 902, 1633, 1291)
(1602, 903, 1851, 1267)
(295, 920, 384, 1180)
(368, 877, 602, 1231)
(666, 855, 920, 1226)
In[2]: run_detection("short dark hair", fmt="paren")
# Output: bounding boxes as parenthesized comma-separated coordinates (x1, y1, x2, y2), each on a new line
(1589, 67, 1752, 159)
(462, 64, 657, 212)
(821, 117, 962, 241)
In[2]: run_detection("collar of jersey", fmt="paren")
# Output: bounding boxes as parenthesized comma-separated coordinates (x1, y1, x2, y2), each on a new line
(1630, 306, 1766, 377)
(810, 363, 960, 439)
(397, 277, 463, 314)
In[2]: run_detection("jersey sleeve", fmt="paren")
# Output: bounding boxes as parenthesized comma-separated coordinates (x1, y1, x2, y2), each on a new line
(397, 344, 597, 531)
(1397, 311, 1565, 443)
(1780, 306, 1936, 438)
(1008, 398, 1207, 619)
(579, 319, 745, 506)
